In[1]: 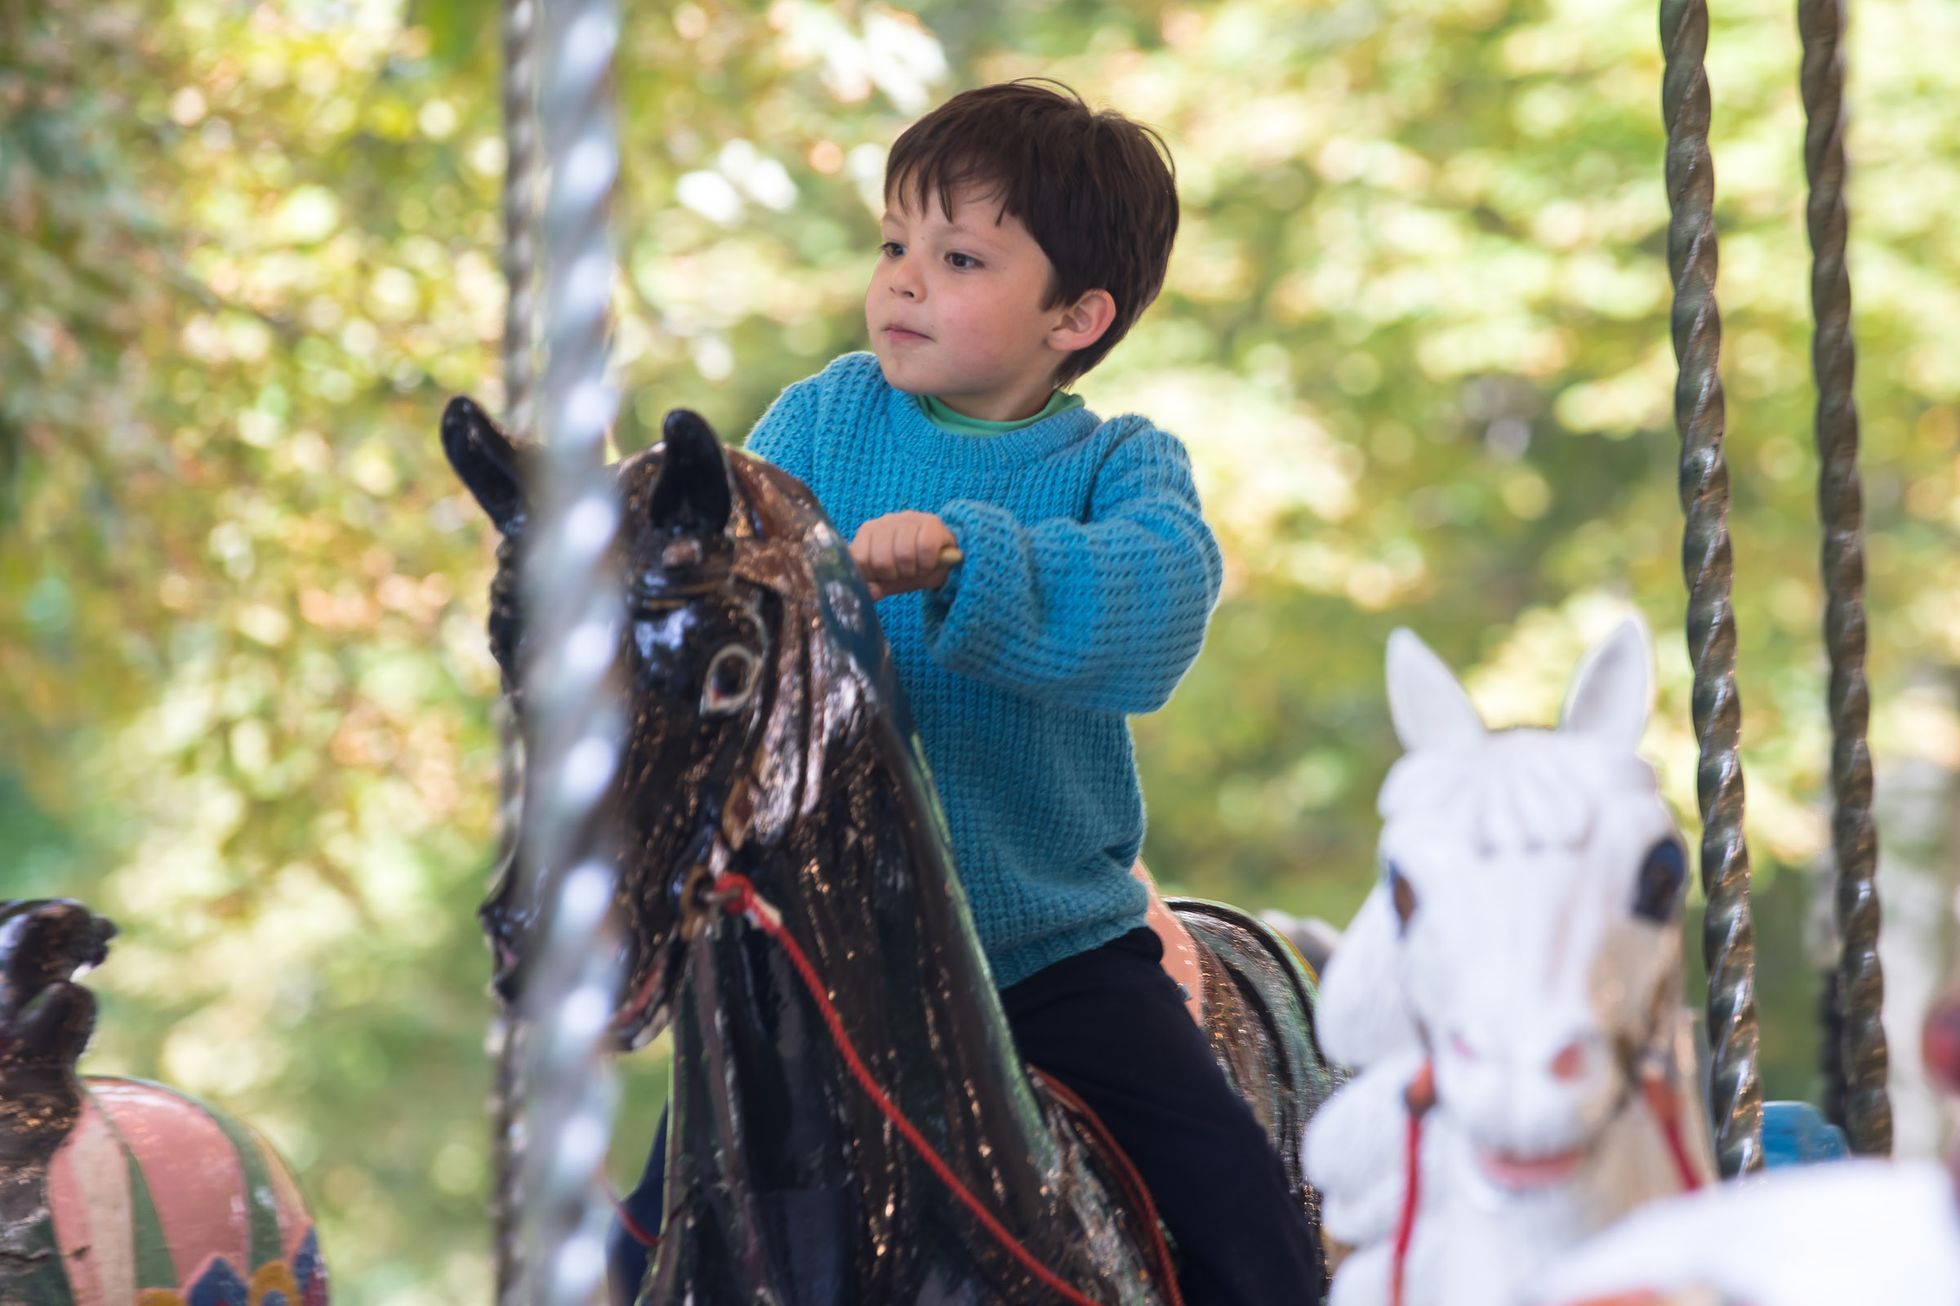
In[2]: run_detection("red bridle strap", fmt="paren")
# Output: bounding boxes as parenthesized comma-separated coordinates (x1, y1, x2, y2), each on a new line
(606, 1170, 661, 1250)
(1390, 1061, 1436, 1306)
(1386, 1055, 1702, 1306)
(1638, 1060, 1705, 1194)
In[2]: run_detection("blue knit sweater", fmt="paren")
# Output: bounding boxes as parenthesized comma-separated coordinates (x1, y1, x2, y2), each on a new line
(745, 352, 1223, 989)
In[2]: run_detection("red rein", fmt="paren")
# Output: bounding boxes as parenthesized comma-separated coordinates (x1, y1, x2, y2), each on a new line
(1391, 1063, 1437, 1306)
(1386, 1058, 1703, 1306)
(626, 872, 1132, 1305)
(1638, 1064, 1706, 1198)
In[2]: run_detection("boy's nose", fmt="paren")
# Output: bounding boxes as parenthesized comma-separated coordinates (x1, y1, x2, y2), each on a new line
(886, 260, 922, 299)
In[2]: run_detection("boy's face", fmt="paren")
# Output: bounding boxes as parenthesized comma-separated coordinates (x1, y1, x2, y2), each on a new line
(866, 183, 1083, 422)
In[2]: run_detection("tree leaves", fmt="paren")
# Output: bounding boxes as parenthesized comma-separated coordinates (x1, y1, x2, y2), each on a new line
(6, 0, 1960, 1295)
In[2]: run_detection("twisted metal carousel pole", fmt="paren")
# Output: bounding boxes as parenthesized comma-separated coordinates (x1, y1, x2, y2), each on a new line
(490, 0, 544, 1297)
(1660, 0, 1765, 1177)
(1798, 0, 1891, 1157)
(515, 0, 628, 1297)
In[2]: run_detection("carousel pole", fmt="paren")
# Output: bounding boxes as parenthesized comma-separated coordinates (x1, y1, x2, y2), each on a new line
(1660, 0, 1765, 1177)
(514, 0, 629, 1296)
(1798, 0, 1891, 1157)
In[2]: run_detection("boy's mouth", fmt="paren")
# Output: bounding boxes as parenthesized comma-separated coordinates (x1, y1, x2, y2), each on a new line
(883, 325, 930, 343)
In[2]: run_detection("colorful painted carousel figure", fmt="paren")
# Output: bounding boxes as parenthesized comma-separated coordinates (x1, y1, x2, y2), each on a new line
(0, 899, 328, 1306)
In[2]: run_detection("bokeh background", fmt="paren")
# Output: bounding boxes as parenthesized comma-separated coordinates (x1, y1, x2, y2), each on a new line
(5, 0, 1959, 1299)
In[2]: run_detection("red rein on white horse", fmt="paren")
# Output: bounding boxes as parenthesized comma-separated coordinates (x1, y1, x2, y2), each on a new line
(1387, 1053, 1706, 1306)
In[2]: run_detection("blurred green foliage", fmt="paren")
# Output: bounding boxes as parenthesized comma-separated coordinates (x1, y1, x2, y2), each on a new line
(3, 0, 1958, 1298)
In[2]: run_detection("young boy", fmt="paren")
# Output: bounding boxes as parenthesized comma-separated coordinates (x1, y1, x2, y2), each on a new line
(610, 80, 1322, 1305)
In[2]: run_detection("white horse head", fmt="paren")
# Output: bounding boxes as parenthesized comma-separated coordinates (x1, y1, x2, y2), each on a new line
(1309, 618, 1714, 1306)
(1383, 618, 1690, 1182)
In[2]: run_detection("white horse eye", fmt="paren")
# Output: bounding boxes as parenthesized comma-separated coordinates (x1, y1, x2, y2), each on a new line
(1632, 838, 1688, 923)
(702, 645, 760, 715)
(1385, 861, 1418, 931)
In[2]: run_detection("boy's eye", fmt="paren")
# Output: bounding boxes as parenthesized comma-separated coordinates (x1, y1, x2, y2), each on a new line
(880, 241, 903, 258)
(946, 252, 980, 270)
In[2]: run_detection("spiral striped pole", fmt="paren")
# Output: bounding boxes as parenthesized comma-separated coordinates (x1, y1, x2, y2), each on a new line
(1798, 0, 1890, 1157)
(1660, 0, 1765, 1178)
(516, 0, 628, 1299)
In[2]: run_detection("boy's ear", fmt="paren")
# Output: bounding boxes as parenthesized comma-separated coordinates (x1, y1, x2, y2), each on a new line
(1046, 289, 1117, 355)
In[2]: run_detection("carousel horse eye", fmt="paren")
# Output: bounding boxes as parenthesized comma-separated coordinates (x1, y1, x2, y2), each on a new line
(1631, 838, 1688, 923)
(702, 644, 759, 715)
(1385, 861, 1418, 932)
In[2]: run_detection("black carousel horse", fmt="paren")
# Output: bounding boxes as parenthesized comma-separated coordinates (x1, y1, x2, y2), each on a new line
(443, 397, 1339, 1304)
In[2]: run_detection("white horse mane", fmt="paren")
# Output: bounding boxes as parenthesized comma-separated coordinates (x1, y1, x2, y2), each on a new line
(1378, 729, 1656, 856)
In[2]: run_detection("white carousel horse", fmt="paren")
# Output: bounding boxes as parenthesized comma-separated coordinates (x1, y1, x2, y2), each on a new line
(1304, 618, 1717, 1306)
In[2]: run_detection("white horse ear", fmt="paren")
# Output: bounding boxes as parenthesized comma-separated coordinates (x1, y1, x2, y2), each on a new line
(1386, 628, 1486, 753)
(1559, 617, 1653, 750)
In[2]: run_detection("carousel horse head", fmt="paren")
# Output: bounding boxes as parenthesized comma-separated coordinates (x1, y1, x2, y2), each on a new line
(442, 396, 892, 1050)
(1, 899, 116, 1173)
(0, 900, 115, 1078)
(1378, 618, 1689, 1190)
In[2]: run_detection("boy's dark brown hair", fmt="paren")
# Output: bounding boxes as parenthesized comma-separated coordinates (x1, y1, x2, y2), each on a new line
(885, 79, 1178, 386)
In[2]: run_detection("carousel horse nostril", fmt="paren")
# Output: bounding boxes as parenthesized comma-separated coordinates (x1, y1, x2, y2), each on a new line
(87, 916, 118, 967)
(1549, 1039, 1589, 1083)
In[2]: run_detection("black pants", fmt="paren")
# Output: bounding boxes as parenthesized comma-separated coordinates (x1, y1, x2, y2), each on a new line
(607, 927, 1324, 1305)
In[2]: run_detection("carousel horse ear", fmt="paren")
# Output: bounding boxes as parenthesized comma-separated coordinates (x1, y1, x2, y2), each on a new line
(649, 408, 732, 536)
(1560, 617, 1653, 751)
(1386, 627, 1486, 753)
(441, 396, 529, 535)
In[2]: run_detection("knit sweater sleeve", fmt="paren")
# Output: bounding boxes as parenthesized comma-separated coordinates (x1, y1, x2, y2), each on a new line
(920, 422, 1223, 715)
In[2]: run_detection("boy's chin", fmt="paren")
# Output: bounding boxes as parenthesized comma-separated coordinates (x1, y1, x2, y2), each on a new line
(871, 352, 931, 395)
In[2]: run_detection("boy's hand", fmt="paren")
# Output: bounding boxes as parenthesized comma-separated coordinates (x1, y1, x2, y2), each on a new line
(850, 511, 962, 600)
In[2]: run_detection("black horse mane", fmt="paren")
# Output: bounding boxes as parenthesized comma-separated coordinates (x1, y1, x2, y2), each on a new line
(712, 446, 946, 857)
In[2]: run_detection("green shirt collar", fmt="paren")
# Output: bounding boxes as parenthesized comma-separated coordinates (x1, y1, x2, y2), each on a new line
(916, 389, 1085, 435)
